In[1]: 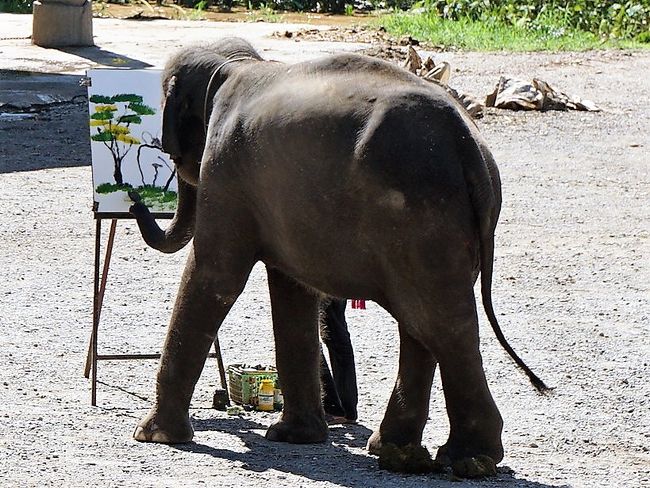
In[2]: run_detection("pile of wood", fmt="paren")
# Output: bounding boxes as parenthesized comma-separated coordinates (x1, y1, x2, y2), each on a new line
(403, 46, 484, 119)
(403, 46, 600, 116)
(485, 76, 599, 112)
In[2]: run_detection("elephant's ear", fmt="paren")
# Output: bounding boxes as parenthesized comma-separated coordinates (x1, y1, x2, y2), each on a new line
(162, 75, 182, 158)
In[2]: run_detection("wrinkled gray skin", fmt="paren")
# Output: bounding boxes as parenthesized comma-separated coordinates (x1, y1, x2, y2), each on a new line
(130, 37, 548, 478)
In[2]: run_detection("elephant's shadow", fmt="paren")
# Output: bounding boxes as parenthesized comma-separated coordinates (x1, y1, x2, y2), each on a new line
(175, 416, 564, 488)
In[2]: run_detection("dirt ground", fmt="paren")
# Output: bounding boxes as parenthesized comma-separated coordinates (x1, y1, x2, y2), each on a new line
(91, 2, 372, 26)
(0, 14, 648, 488)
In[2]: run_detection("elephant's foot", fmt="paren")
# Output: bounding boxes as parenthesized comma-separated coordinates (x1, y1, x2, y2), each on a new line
(377, 443, 444, 474)
(367, 429, 383, 455)
(436, 436, 503, 464)
(435, 443, 499, 479)
(265, 413, 328, 444)
(451, 456, 497, 478)
(367, 427, 422, 456)
(133, 407, 193, 444)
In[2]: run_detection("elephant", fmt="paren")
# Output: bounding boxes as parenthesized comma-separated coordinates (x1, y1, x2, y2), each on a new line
(129, 37, 549, 478)
(128, 42, 358, 421)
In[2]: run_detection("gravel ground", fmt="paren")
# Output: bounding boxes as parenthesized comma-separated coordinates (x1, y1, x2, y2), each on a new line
(0, 23, 648, 487)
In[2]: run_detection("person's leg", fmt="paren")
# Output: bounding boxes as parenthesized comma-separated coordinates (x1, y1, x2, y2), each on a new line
(321, 299, 358, 421)
(319, 346, 345, 418)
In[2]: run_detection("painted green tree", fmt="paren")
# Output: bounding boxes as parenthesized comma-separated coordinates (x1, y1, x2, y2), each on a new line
(89, 94, 156, 186)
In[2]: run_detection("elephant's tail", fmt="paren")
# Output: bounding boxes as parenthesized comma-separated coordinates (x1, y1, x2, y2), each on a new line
(479, 225, 552, 394)
(457, 117, 552, 394)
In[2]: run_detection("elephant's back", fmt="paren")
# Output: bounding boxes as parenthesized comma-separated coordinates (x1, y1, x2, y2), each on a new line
(218, 65, 479, 218)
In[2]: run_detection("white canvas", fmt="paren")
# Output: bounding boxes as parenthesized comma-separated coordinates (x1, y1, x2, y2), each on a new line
(88, 69, 177, 215)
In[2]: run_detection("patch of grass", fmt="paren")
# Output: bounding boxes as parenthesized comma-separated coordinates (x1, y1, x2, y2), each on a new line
(184, 7, 207, 20)
(637, 31, 650, 43)
(377, 11, 647, 51)
(246, 3, 282, 22)
(167, 2, 206, 20)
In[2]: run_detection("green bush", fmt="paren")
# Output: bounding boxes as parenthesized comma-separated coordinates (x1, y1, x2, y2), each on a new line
(0, 0, 32, 13)
(5, 0, 647, 37)
(421, 1, 650, 39)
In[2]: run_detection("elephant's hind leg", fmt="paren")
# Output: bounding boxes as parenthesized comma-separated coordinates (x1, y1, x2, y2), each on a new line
(367, 325, 437, 467)
(134, 247, 253, 444)
(265, 268, 328, 444)
(429, 298, 504, 476)
(370, 289, 503, 477)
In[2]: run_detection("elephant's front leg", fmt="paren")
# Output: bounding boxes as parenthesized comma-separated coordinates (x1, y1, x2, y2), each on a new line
(134, 248, 247, 444)
(265, 268, 328, 444)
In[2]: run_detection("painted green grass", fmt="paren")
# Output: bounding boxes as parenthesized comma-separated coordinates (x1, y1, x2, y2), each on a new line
(96, 183, 177, 210)
(377, 12, 648, 51)
(137, 185, 178, 205)
(96, 182, 133, 194)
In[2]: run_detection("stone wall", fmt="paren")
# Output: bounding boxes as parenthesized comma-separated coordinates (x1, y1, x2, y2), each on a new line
(32, 0, 93, 47)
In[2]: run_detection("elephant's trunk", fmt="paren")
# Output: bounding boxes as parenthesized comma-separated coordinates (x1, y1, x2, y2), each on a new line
(129, 177, 197, 254)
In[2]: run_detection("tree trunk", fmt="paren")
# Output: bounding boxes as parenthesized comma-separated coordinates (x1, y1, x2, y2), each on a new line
(113, 166, 124, 186)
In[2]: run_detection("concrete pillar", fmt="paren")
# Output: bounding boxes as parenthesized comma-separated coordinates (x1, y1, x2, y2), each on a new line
(32, 0, 94, 47)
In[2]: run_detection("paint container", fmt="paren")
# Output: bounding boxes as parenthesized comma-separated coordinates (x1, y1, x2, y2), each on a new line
(257, 379, 275, 411)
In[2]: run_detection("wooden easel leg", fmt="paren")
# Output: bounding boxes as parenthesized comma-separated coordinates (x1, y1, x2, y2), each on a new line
(85, 218, 118, 406)
(212, 335, 231, 410)
(214, 335, 228, 393)
(84, 218, 102, 379)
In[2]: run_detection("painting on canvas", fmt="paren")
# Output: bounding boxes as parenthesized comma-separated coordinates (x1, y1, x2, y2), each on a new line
(87, 69, 177, 215)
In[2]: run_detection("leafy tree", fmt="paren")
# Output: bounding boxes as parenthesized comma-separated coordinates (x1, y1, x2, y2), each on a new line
(89, 94, 156, 186)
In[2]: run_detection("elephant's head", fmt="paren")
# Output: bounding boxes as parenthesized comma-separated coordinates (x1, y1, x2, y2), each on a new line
(160, 72, 204, 186)
(130, 37, 263, 253)
(160, 37, 264, 186)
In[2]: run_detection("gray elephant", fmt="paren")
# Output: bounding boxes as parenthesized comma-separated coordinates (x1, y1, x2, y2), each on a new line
(129, 37, 548, 478)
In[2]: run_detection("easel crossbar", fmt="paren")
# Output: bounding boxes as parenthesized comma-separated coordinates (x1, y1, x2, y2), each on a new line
(97, 353, 220, 361)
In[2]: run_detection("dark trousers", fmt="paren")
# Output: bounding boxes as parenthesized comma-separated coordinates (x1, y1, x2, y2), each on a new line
(319, 298, 358, 421)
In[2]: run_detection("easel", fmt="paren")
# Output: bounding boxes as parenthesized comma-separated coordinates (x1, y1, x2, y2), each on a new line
(83, 68, 229, 406)
(84, 212, 229, 406)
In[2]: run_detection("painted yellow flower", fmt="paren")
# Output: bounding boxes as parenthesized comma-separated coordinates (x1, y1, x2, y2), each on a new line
(89, 120, 111, 127)
(110, 125, 130, 135)
(116, 134, 140, 145)
(95, 104, 118, 112)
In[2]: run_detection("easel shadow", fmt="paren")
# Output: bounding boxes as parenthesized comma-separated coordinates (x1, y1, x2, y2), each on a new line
(60, 46, 153, 69)
(175, 416, 565, 488)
